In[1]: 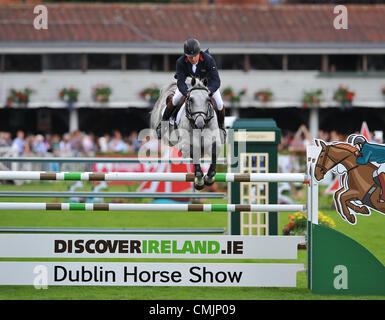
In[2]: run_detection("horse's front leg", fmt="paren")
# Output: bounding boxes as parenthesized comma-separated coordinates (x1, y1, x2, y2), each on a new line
(204, 141, 217, 186)
(333, 174, 346, 220)
(193, 164, 205, 190)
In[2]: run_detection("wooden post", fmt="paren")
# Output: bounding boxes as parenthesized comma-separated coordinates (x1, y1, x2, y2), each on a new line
(163, 54, 169, 72)
(282, 54, 288, 71)
(362, 54, 368, 72)
(82, 54, 87, 72)
(0, 55, 4, 72)
(244, 54, 250, 72)
(121, 54, 126, 71)
(322, 55, 329, 72)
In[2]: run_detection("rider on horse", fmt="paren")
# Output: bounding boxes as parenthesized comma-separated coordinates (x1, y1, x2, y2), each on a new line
(156, 38, 225, 139)
(351, 135, 385, 203)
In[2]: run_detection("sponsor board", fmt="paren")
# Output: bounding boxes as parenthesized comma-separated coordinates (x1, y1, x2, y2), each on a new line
(0, 262, 304, 287)
(0, 234, 304, 259)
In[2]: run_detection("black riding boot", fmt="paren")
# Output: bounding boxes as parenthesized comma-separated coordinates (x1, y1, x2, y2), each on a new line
(214, 105, 226, 143)
(156, 94, 176, 139)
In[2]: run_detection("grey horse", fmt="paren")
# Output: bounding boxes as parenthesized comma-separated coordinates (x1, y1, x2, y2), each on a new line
(150, 78, 224, 190)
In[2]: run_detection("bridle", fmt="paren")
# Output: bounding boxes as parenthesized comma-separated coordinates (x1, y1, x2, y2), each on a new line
(317, 145, 359, 176)
(185, 86, 214, 128)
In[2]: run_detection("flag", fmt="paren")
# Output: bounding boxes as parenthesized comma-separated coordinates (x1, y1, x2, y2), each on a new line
(360, 121, 370, 141)
(138, 147, 193, 197)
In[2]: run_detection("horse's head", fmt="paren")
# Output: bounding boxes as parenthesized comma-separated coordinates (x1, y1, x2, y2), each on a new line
(314, 140, 358, 181)
(186, 77, 214, 130)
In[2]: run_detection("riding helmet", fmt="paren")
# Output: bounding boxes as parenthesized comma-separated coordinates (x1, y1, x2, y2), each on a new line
(353, 135, 367, 147)
(184, 38, 201, 57)
(347, 134, 356, 145)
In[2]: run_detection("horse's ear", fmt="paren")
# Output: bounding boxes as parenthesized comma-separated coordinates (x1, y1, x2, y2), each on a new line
(315, 139, 319, 147)
(203, 78, 208, 87)
(191, 77, 196, 87)
(319, 140, 327, 149)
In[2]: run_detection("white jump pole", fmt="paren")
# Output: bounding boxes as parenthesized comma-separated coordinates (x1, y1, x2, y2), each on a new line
(0, 171, 308, 183)
(0, 202, 306, 212)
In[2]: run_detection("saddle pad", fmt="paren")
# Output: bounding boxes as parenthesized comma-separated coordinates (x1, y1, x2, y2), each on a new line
(163, 104, 185, 126)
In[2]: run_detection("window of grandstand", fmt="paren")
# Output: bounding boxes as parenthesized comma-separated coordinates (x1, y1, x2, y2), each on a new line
(213, 55, 245, 70)
(126, 54, 163, 71)
(367, 55, 385, 71)
(249, 55, 283, 70)
(88, 54, 121, 70)
(42, 54, 82, 70)
(4, 54, 42, 72)
(329, 55, 362, 72)
(288, 55, 322, 70)
(168, 55, 180, 72)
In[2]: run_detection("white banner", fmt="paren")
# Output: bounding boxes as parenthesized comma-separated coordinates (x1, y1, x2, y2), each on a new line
(0, 262, 304, 287)
(0, 234, 305, 259)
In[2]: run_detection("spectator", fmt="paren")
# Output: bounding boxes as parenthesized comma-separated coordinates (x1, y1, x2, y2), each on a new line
(23, 135, 35, 155)
(98, 134, 110, 153)
(82, 133, 95, 156)
(51, 134, 61, 154)
(12, 130, 25, 155)
(60, 133, 72, 155)
(108, 130, 127, 153)
(33, 134, 47, 154)
(70, 130, 83, 156)
(130, 131, 141, 152)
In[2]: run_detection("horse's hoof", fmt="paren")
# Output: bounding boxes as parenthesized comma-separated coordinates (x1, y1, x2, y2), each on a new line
(346, 213, 356, 224)
(360, 206, 370, 215)
(194, 177, 205, 190)
(204, 174, 215, 186)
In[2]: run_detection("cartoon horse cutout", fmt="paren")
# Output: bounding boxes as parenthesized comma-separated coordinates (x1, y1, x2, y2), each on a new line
(314, 140, 385, 225)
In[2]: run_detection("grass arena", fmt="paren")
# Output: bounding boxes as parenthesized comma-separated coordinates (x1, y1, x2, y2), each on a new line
(0, 142, 384, 300)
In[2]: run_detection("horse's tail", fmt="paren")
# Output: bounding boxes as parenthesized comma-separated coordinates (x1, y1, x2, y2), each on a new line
(150, 81, 177, 130)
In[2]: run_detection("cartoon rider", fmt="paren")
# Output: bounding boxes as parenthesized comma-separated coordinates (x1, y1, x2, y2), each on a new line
(349, 135, 385, 202)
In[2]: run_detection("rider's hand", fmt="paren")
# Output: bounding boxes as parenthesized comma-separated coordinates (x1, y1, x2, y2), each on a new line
(354, 150, 361, 157)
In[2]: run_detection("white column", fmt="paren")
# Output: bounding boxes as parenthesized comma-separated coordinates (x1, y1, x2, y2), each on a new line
(69, 108, 79, 133)
(309, 107, 319, 140)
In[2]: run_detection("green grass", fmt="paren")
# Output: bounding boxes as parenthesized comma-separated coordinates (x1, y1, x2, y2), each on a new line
(0, 181, 384, 300)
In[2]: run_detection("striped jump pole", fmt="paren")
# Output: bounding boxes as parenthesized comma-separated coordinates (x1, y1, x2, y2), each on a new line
(0, 202, 306, 212)
(0, 191, 226, 199)
(0, 171, 308, 183)
(0, 157, 227, 164)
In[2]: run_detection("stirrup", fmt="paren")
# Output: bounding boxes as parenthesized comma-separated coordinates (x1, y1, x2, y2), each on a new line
(156, 123, 162, 139)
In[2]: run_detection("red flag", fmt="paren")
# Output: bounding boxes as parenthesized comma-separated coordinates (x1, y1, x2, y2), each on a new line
(324, 176, 340, 195)
(138, 147, 193, 197)
(360, 121, 370, 141)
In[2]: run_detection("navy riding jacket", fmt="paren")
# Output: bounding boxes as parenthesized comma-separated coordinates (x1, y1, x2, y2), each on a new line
(174, 50, 221, 96)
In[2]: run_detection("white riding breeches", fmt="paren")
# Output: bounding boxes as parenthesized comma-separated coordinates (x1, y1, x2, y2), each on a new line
(172, 87, 224, 111)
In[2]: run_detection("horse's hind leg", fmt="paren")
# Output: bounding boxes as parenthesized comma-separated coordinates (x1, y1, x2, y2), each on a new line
(204, 141, 217, 186)
(339, 189, 360, 224)
(346, 202, 370, 215)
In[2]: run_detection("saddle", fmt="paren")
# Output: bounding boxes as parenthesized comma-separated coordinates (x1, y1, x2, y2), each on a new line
(362, 173, 383, 207)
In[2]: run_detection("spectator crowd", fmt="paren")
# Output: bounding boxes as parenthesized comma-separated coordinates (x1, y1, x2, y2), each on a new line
(0, 130, 143, 157)
(0, 125, 382, 158)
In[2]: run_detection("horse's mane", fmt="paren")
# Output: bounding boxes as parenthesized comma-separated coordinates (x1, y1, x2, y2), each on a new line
(332, 142, 358, 153)
(190, 78, 208, 90)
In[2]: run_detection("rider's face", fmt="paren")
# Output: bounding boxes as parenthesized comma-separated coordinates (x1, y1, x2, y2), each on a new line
(188, 54, 200, 65)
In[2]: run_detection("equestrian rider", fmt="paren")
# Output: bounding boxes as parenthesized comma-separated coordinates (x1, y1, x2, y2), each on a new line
(351, 135, 385, 202)
(156, 38, 225, 139)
